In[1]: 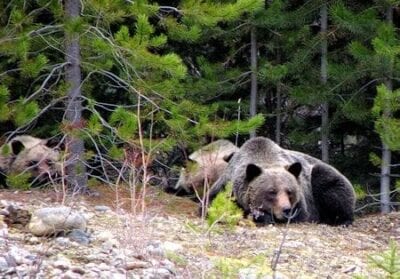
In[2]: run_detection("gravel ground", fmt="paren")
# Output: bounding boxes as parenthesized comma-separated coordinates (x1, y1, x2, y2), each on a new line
(0, 185, 399, 278)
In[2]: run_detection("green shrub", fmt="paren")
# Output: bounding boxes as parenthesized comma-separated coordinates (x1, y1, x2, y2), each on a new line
(207, 182, 243, 228)
(6, 172, 32, 190)
(368, 241, 400, 279)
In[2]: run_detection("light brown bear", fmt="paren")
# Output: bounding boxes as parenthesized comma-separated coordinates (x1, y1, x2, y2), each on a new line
(174, 139, 239, 196)
(205, 137, 355, 226)
(0, 135, 62, 186)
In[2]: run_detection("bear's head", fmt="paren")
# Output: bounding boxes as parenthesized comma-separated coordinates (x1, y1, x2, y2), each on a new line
(4, 135, 62, 185)
(246, 162, 302, 224)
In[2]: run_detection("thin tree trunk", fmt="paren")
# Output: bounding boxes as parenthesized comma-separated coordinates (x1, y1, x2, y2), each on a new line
(249, 27, 258, 138)
(275, 82, 282, 145)
(275, 51, 282, 145)
(64, 0, 87, 193)
(320, 2, 329, 163)
(380, 6, 393, 214)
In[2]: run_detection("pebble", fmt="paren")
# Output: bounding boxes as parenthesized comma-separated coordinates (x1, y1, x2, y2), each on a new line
(0, 257, 8, 270)
(94, 205, 111, 213)
(96, 231, 114, 242)
(61, 270, 82, 279)
(67, 229, 91, 245)
(55, 237, 71, 247)
(142, 267, 173, 279)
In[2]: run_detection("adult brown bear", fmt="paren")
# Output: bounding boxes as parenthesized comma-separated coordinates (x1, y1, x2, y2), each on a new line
(204, 137, 355, 226)
(0, 135, 62, 186)
(174, 139, 239, 196)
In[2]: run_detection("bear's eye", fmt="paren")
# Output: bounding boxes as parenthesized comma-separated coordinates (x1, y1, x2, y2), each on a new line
(28, 160, 39, 168)
(268, 190, 277, 196)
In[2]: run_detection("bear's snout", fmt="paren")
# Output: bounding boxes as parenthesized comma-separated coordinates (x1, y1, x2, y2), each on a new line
(272, 191, 292, 220)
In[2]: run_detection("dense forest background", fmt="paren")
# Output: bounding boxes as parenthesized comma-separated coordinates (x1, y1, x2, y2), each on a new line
(0, 0, 399, 214)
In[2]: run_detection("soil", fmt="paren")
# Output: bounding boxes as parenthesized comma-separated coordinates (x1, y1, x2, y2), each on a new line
(0, 184, 399, 278)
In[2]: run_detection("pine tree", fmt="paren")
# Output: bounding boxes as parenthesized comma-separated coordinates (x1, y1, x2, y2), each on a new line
(0, 0, 265, 190)
(332, 0, 400, 213)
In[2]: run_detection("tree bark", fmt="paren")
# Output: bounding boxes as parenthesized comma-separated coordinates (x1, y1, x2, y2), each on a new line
(275, 82, 282, 145)
(249, 27, 258, 138)
(64, 0, 87, 193)
(380, 6, 393, 214)
(320, 2, 329, 163)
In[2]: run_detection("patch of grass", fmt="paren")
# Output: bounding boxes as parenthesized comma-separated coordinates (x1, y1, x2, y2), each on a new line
(207, 182, 243, 229)
(212, 254, 271, 278)
(165, 251, 188, 267)
(6, 172, 32, 190)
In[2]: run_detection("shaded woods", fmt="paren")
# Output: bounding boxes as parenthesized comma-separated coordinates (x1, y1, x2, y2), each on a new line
(0, 0, 399, 213)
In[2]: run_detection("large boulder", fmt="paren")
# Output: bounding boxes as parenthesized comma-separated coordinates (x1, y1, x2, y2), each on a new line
(29, 207, 86, 236)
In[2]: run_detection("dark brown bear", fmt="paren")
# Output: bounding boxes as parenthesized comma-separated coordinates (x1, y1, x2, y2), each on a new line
(205, 137, 355, 226)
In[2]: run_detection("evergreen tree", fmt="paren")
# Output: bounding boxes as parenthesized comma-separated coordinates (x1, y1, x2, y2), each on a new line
(332, 0, 400, 213)
(0, 0, 265, 190)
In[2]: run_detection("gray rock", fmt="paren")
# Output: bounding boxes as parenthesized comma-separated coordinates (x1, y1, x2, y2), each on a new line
(101, 239, 119, 252)
(53, 255, 72, 270)
(161, 241, 183, 253)
(96, 231, 114, 242)
(0, 257, 8, 270)
(55, 237, 71, 247)
(238, 268, 258, 279)
(142, 267, 174, 279)
(71, 266, 86, 275)
(67, 229, 91, 245)
(28, 207, 86, 236)
(61, 270, 82, 279)
(94, 205, 111, 213)
(146, 241, 164, 257)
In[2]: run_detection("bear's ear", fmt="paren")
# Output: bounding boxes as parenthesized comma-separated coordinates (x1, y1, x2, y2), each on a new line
(287, 162, 302, 178)
(246, 164, 262, 182)
(10, 140, 25, 155)
(223, 152, 235, 163)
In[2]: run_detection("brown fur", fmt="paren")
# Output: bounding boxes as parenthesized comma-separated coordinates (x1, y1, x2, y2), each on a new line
(205, 137, 355, 226)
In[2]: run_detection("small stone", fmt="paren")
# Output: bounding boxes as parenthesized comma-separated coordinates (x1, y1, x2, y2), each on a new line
(0, 257, 9, 270)
(55, 237, 71, 247)
(67, 229, 90, 245)
(142, 267, 173, 279)
(61, 270, 82, 279)
(27, 236, 41, 245)
(53, 258, 71, 270)
(98, 262, 110, 271)
(124, 260, 150, 270)
(102, 239, 119, 252)
(161, 242, 183, 253)
(94, 205, 111, 213)
(96, 231, 114, 242)
(71, 266, 86, 275)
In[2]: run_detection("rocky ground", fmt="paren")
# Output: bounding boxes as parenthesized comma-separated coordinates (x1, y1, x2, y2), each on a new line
(0, 184, 399, 279)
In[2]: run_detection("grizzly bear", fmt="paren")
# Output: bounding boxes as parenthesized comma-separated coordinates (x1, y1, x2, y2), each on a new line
(174, 139, 239, 196)
(205, 137, 355, 226)
(0, 135, 62, 186)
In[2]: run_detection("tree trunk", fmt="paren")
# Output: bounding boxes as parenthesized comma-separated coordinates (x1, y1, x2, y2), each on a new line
(275, 82, 282, 145)
(380, 6, 393, 214)
(275, 51, 282, 145)
(249, 27, 258, 138)
(64, 0, 87, 193)
(320, 2, 329, 163)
